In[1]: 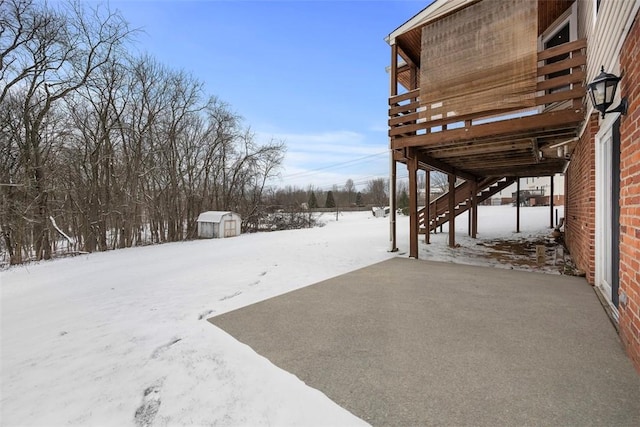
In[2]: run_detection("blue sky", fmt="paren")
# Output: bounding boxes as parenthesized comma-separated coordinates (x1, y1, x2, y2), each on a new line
(107, 0, 428, 190)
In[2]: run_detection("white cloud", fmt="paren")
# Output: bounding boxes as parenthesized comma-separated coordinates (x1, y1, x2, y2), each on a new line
(257, 130, 383, 156)
(257, 129, 390, 189)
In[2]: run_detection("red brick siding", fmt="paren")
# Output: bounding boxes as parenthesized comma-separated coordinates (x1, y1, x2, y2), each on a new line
(619, 11, 640, 374)
(565, 113, 598, 284)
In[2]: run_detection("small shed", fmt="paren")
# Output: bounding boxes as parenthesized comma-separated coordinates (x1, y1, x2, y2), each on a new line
(196, 211, 241, 239)
(372, 206, 390, 218)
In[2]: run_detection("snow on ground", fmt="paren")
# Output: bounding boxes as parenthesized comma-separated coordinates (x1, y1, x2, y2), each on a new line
(418, 205, 567, 273)
(1, 206, 562, 426)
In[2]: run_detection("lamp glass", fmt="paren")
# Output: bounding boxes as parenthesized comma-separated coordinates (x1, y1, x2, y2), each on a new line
(591, 82, 606, 105)
(587, 67, 621, 116)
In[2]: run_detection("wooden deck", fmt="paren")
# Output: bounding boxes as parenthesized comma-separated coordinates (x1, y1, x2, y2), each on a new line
(389, 39, 586, 178)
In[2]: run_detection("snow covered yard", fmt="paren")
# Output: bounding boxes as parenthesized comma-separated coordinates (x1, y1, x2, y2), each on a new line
(1, 206, 564, 426)
(418, 205, 568, 274)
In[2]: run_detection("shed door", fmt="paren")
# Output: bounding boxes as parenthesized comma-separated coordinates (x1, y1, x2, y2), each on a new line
(224, 220, 237, 237)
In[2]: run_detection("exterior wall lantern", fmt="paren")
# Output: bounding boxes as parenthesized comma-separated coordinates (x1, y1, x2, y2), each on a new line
(587, 66, 628, 118)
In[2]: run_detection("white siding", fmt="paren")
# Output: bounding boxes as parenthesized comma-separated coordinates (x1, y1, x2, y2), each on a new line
(582, 0, 640, 85)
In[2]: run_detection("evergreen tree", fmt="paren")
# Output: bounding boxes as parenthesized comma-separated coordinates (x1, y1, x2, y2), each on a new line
(308, 191, 318, 209)
(355, 192, 364, 207)
(325, 191, 336, 208)
(398, 189, 409, 210)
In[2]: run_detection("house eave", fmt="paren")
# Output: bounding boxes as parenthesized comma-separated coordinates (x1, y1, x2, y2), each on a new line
(386, 0, 479, 45)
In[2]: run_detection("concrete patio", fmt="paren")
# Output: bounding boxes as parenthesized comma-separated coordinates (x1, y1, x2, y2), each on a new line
(210, 258, 640, 426)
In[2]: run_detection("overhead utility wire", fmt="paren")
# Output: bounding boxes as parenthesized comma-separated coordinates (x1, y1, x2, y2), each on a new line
(313, 173, 412, 191)
(279, 151, 387, 180)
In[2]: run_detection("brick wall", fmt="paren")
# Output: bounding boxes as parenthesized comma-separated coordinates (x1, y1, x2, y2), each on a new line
(619, 10, 640, 374)
(565, 113, 598, 284)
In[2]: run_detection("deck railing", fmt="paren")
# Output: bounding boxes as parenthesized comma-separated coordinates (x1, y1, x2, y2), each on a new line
(389, 39, 587, 142)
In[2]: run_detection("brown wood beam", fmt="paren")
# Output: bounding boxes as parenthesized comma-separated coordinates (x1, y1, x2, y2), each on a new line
(448, 149, 538, 161)
(393, 109, 584, 149)
(448, 157, 543, 169)
(396, 64, 411, 75)
(390, 43, 398, 97)
(397, 45, 416, 68)
(536, 55, 585, 77)
(415, 152, 477, 182)
(549, 174, 554, 228)
(428, 139, 534, 157)
(471, 180, 478, 238)
(389, 88, 419, 105)
(389, 111, 420, 127)
(470, 165, 566, 177)
(537, 38, 586, 61)
(425, 170, 430, 244)
(392, 127, 578, 151)
(534, 86, 584, 105)
(409, 64, 418, 90)
(536, 70, 585, 91)
(448, 173, 456, 248)
(392, 149, 407, 162)
(417, 107, 517, 130)
(516, 178, 521, 233)
(408, 150, 419, 258)
(468, 182, 472, 237)
(428, 138, 533, 152)
(532, 138, 541, 164)
(389, 101, 419, 116)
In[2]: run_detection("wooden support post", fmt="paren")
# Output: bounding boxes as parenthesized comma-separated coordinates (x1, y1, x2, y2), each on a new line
(472, 180, 478, 238)
(516, 178, 521, 233)
(448, 173, 456, 248)
(549, 174, 555, 228)
(390, 44, 398, 97)
(409, 64, 418, 90)
(389, 154, 398, 252)
(425, 169, 430, 244)
(389, 44, 398, 252)
(468, 183, 473, 236)
(408, 150, 419, 258)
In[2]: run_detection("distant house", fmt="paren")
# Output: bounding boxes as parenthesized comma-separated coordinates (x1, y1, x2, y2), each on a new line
(196, 211, 241, 239)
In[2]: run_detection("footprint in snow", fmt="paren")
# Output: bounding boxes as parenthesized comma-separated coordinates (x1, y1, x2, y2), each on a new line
(198, 309, 215, 320)
(134, 381, 162, 427)
(219, 291, 242, 301)
(150, 337, 182, 359)
(249, 271, 268, 286)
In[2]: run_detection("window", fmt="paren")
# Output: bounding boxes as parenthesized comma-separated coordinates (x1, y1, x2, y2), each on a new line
(544, 22, 571, 83)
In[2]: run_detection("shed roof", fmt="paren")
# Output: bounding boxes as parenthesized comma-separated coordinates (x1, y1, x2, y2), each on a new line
(196, 211, 236, 223)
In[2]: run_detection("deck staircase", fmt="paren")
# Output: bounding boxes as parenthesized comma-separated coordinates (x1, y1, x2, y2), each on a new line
(418, 177, 517, 234)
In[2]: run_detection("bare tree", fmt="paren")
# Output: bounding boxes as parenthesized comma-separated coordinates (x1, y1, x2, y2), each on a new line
(0, 1, 287, 265)
(344, 178, 355, 205)
(367, 178, 388, 208)
(429, 171, 449, 194)
(1, 0, 132, 261)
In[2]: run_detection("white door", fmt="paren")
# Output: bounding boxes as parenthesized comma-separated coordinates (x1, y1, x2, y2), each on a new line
(595, 117, 621, 315)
